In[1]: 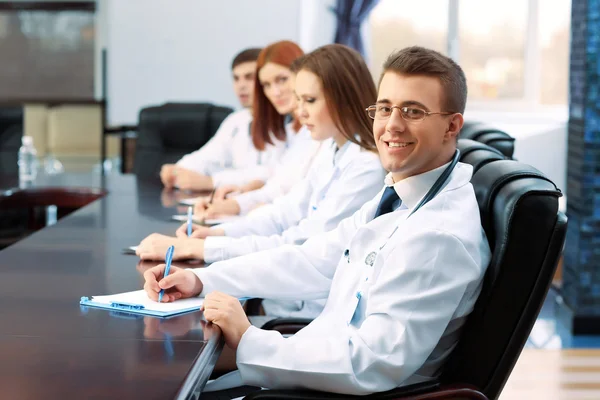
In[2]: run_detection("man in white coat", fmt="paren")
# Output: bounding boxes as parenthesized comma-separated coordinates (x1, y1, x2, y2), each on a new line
(160, 47, 263, 190)
(143, 46, 492, 397)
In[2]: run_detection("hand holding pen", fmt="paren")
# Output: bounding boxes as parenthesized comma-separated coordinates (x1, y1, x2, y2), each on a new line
(157, 245, 175, 303)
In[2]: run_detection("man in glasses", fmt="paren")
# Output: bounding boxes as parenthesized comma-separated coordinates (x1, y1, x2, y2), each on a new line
(143, 46, 491, 397)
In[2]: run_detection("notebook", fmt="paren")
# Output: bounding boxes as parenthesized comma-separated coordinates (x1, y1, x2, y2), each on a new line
(178, 196, 209, 206)
(171, 214, 205, 224)
(80, 290, 204, 318)
(171, 214, 242, 226)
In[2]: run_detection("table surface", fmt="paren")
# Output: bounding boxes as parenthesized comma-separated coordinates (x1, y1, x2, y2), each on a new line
(0, 167, 218, 400)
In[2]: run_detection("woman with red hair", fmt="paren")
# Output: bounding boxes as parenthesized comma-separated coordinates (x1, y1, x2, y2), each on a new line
(192, 41, 322, 215)
(167, 41, 317, 194)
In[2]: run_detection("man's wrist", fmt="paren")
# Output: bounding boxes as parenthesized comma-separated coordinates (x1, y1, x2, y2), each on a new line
(209, 228, 226, 236)
(183, 238, 204, 259)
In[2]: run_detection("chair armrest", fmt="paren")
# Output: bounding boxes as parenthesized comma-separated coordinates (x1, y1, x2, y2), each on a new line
(242, 382, 487, 400)
(242, 380, 451, 399)
(259, 318, 314, 335)
(245, 298, 263, 315)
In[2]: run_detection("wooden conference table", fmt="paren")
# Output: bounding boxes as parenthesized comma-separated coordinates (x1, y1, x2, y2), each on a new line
(0, 164, 220, 400)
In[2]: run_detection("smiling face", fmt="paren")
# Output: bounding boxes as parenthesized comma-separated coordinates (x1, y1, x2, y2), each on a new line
(232, 61, 257, 108)
(374, 72, 462, 182)
(258, 62, 296, 115)
(294, 69, 340, 143)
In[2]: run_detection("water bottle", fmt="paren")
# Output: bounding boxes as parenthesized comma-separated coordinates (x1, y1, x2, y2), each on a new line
(18, 136, 39, 183)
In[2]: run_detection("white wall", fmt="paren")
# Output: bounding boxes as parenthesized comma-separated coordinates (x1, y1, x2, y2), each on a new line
(467, 110, 569, 198)
(103, 0, 301, 125)
(298, 0, 337, 52)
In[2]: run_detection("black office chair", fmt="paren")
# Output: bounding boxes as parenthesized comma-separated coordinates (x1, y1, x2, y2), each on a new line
(133, 102, 233, 177)
(0, 107, 23, 175)
(460, 122, 515, 159)
(0, 107, 25, 248)
(457, 139, 506, 173)
(244, 160, 566, 399)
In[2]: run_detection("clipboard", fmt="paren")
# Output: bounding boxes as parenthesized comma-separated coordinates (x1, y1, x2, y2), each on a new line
(171, 214, 242, 226)
(79, 290, 204, 318)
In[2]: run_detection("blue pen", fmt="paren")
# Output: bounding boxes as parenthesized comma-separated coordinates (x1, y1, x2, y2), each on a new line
(158, 245, 175, 303)
(186, 206, 193, 237)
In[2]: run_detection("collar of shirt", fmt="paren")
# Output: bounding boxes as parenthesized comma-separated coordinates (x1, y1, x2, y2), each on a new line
(330, 139, 364, 168)
(383, 160, 455, 210)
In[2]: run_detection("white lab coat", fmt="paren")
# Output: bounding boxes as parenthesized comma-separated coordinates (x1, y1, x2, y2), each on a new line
(176, 109, 291, 186)
(194, 161, 491, 395)
(234, 128, 321, 215)
(204, 139, 385, 263)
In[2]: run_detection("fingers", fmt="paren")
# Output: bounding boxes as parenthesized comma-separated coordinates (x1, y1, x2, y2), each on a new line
(189, 226, 210, 239)
(203, 291, 233, 308)
(143, 265, 164, 292)
(175, 222, 188, 238)
(158, 267, 187, 290)
(161, 291, 182, 302)
(214, 186, 234, 201)
(203, 307, 220, 323)
(190, 229, 206, 239)
(194, 199, 209, 214)
(203, 205, 219, 218)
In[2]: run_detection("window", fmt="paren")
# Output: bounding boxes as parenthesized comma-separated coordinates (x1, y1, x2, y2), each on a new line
(369, 0, 448, 81)
(368, 0, 571, 110)
(539, 0, 570, 105)
(459, 0, 527, 100)
(0, 3, 95, 100)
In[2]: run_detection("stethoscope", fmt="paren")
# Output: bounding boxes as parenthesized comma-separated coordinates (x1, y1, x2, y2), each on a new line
(380, 148, 461, 249)
(344, 149, 461, 264)
(344, 149, 461, 325)
(407, 148, 461, 218)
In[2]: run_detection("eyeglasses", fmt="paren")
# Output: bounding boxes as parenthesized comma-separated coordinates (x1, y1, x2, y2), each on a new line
(365, 105, 455, 121)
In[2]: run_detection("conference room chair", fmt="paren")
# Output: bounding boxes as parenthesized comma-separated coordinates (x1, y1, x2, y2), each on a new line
(245, 160, 567, 399)
(0, 106, 23, 174)
(460, 122, 516, 159)
(132, 102, 233, 177)
(457, 139, 506, 173)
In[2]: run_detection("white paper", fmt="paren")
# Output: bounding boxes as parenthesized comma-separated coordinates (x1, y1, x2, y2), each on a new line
(90, 290, 204, 312)
(179, 196, 209, 206)
(204, 216, 243, 225)
(171, 215, 204, 224)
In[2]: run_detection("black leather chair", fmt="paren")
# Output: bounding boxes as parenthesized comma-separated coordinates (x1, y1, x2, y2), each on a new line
(244, 160, 567, 400)
(133, 102, 233, 177)
(460, 122, 515, 159)
(0, 107, 25, 249)
(457, 139, 506, 173)
(0, 106, 23, 175)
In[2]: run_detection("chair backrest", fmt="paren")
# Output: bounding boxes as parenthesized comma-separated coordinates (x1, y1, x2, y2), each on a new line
(458, 139, 505, 173)
(460, 122, 516, 159)
(441, 160, 566, 399)
(133, 102, 233, 176)
(0, 107, 23, 175)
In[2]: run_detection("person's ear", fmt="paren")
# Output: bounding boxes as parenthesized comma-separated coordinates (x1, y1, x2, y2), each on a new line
(445, 113, 463, 142)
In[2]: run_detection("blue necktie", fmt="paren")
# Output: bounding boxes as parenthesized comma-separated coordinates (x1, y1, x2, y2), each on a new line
(373, 186, 400, 219)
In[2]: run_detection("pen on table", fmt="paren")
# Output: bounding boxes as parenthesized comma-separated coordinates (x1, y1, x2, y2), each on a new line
(186, 206, 193, 237)
(157, 245, 174, 303)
